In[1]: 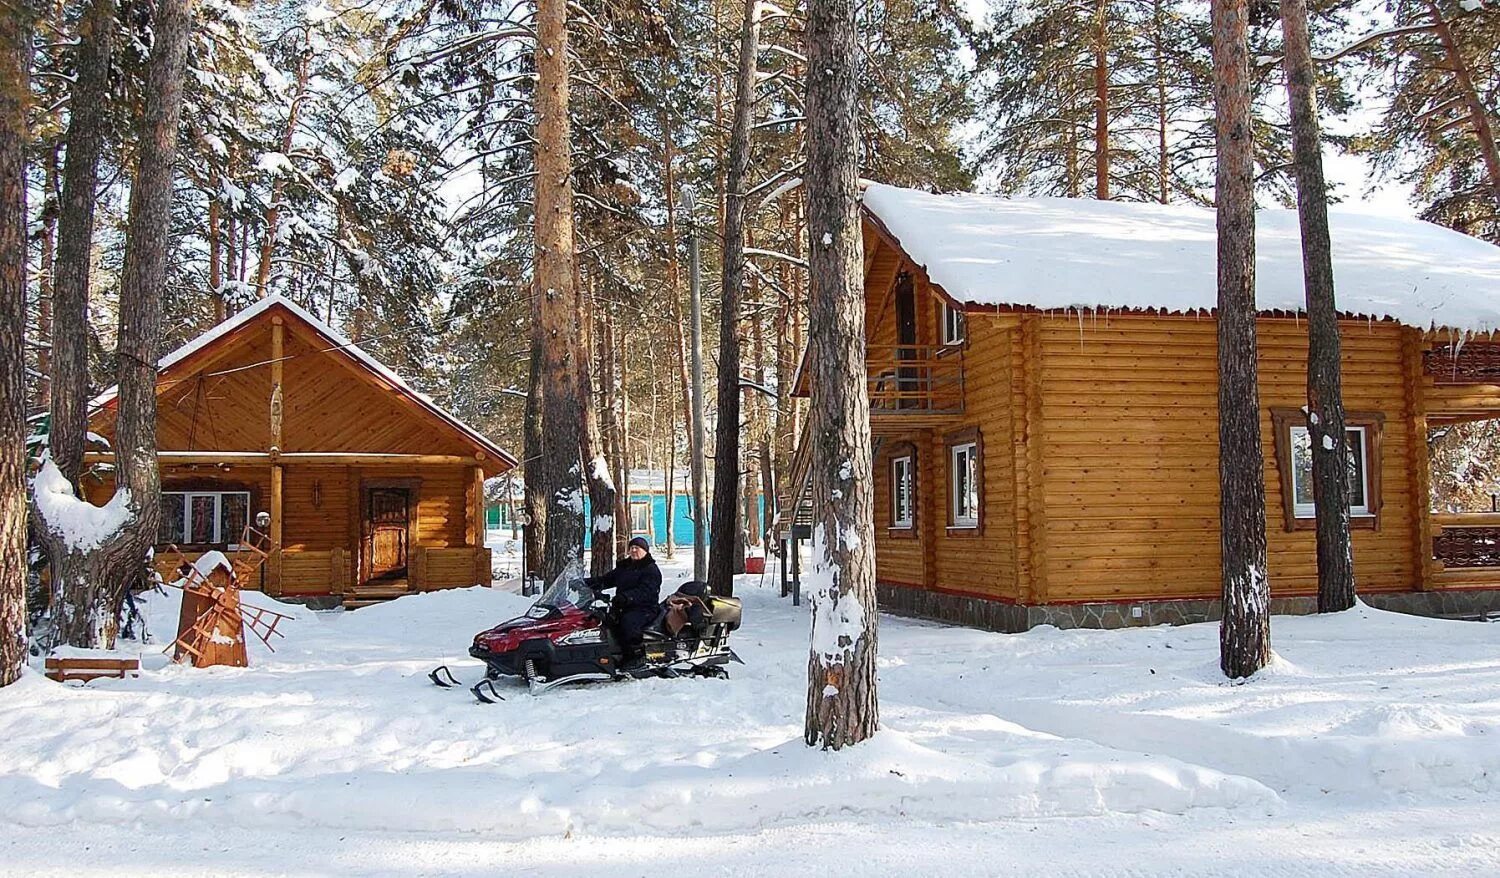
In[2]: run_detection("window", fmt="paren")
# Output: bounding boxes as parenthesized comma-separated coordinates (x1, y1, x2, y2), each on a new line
(1271, 409, 1383, 531)
(158, 491, 251, 547)
(941, 302, 966, 346)
(950, 441, 979, 528)
(891, 455, 914, 529)
(1289, 426, 1370, 517)
(630, 500, 653, 536)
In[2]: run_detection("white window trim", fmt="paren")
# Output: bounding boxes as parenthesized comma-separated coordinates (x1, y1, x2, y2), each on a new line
(162, 490, 251, 546)
(942, 302, 966, 346)
(629, 500, 653, 535)
(1289, 425, 1372, 518)
(891, 455, 914, 529)
(950, 442, 979, 527)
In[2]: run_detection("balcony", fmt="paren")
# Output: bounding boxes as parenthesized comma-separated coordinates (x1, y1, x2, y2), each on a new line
(867, 344, 965, 431)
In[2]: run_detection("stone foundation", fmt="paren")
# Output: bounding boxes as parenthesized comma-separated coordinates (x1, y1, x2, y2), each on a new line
(877, 582, 1500, 634)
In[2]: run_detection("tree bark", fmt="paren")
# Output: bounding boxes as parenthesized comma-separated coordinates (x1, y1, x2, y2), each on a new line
(523, 333, 547, 579)
(804, 0, 878, 749)
(580, 274, 619, 577)
(32, 0, 116, 647)
(208, 176, 224, 322)
(36, 146, 57, 411)
(1093, 0, 1110, 200)
(1153, 0, 1170, 204)
(49, 0, 115, 488)
(1281, 0, 1355, 613)
(1213, 0, 1272, 679)
(0, 0, 33, 688)
(533, 0, 586, 582)
(47, 0, 192, 650)
(708, 0, 761, 596)
(660, 110, 695, 495)
(255, 48, 310, 298)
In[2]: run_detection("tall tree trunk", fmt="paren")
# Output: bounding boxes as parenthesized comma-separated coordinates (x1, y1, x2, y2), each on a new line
(36, 146, 57, 411)
(804, 0, 878, 750)
(533, 0, 585, 581)
(660, 111, 695, 479)
(1093, 0, 1110, 200)
(580, 272, 618, 577)
(1213, 0, 1271, 679)
(32, 0, 115, 647)
(609, 312, 630, 553)
(255, 49, 309, 298)
(1153, 0, 1170, 204)
(523, 335, 546, 579)
(1282, 0, 1355, 613)
(708, 0, 761, 595)
(208, 177, 224, 323)
(49, 0, 115, 488)
(59, 0, 193, 649)
(0, 0, 33, 688)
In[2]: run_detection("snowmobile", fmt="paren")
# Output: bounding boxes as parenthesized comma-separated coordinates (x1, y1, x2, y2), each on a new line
(429, 574, 743, 702)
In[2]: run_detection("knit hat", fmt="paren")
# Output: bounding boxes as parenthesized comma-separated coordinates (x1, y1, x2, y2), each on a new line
(628, 536, 650, 551)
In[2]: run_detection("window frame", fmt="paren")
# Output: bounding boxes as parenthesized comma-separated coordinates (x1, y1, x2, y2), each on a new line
(945, 427, 983, 534)
(940, 301, 966, 346)
(890, 453, 915, 531)
(159, 489, 253, 548)
(629, 499, 653, 536)
(1270, 408, 1384, 532)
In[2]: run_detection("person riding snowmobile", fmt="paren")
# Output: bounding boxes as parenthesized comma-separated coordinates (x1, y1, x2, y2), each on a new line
(585, 536, 662, 667)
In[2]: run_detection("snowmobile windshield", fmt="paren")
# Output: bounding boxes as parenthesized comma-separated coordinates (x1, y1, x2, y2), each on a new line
(533, 575, 596, 613)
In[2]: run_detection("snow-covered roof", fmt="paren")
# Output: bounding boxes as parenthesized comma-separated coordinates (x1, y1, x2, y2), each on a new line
(90, 295, 516, 470)
(862, 183, 1500, 333)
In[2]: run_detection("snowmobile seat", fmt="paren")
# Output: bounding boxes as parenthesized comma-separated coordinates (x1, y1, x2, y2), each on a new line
(705, 595, 741, 632)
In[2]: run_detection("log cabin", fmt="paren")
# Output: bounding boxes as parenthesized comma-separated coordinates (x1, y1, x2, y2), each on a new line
(86, 296, 515, 608)
(781, 183, 1500, 631)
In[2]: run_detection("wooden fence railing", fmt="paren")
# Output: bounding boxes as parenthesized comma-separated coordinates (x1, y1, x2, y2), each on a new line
(866, 345, 964, 415)
(1433, 513, 1500, 571)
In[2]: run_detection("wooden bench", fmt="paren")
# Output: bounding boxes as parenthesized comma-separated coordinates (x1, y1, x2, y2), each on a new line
(44, 655, 140, 684)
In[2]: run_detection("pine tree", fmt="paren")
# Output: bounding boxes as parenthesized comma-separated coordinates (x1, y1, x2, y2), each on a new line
(31, 0, 116, 649)
(0, 0, 34, 688)
(534, 0, 588, 580)
(1281, 0, 1356, 612)
(1214, 0, 1272, 679)
(708, 0, 762, 596)
(1353, 2, 1499, 241)
(804, 0, 880, 749)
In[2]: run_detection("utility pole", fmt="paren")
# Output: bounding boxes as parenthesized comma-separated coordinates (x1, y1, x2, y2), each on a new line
(683, 185, 708, 582)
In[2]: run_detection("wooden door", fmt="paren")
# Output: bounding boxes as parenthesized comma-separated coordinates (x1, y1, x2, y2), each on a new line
(894, 273, 918, 408)
(367, 487, 410, 580)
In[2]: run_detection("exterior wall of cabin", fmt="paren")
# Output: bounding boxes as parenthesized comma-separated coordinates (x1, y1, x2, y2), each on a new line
(85, 306, 502, 601)
(1030, 312, 1417, 604)
(869, 272, 1021, 603)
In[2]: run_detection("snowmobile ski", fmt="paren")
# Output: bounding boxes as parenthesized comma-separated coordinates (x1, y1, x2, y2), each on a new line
(429, 665, 462, 688)
(471, 678, 507, 703)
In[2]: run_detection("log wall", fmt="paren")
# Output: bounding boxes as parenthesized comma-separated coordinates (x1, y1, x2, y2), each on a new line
(1030, 312, 1416, 603)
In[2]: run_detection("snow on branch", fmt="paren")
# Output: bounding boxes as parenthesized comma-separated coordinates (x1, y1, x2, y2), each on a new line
(32, 458, 134, 552)
(743, 247, 807, 269)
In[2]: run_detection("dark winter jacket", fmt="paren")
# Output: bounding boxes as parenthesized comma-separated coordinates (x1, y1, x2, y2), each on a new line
(587, 555, 662, 615)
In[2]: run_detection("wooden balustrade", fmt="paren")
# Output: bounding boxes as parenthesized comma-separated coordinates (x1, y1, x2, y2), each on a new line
(1433, 518, 1500, 570)
(866, 345, 964, 416)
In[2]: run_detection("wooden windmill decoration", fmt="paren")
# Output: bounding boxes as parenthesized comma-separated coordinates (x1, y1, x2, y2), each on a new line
(163, 516, 292, 668)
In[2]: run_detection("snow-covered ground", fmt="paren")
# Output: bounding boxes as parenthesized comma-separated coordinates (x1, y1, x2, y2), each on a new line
(3, 551, 1500, 876)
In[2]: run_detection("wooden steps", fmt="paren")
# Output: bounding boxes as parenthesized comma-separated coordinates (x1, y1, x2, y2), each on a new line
(342, 579, 411, 610)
